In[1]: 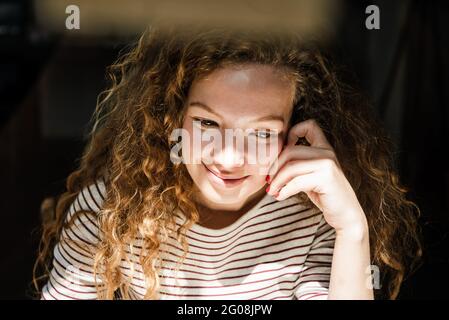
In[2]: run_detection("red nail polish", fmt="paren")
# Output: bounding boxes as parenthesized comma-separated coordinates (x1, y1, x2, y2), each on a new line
(266, 175, 271, 184)
(266, 186, 270, 193)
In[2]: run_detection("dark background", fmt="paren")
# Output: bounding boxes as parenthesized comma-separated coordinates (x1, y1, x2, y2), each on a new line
(0, 0, 448, 299)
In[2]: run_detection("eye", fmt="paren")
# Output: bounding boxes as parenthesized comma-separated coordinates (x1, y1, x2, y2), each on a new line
(255, 130, 271, 139)
(192, 117, 219, 128)
(254, 129, 278, 140)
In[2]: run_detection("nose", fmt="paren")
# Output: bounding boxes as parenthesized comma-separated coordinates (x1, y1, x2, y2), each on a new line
(212, 139, 245, 171)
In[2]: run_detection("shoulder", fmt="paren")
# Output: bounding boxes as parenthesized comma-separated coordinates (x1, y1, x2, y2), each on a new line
(62, 178, 108, 244)
(68, 178, 107, 215)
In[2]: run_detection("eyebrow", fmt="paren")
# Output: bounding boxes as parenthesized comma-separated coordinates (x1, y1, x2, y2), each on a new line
(188, 101, 285, 123)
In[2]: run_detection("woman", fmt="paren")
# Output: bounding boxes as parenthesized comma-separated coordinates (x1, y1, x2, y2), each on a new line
(34, 25, 421, 300)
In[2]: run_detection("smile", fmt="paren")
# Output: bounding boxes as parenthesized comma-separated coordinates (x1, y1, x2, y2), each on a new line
(203, 164, 249, 188)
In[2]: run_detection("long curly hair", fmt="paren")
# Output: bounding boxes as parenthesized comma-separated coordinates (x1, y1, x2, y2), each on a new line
(33, 25, 422, 300)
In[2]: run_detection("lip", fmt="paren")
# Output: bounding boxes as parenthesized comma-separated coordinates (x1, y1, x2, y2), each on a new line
(203, 164, 249, 188)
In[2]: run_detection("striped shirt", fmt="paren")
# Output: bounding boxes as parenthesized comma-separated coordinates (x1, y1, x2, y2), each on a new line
(41, 179, 336, 300)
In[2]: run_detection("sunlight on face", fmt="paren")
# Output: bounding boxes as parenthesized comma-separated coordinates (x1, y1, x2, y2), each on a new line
(181, 63, 296, 210)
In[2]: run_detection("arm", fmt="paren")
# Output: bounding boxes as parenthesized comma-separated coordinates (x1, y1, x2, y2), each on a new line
(41, 183, 105, 300)
(266, 119, 375, 300)
(328, 216, 373, 300)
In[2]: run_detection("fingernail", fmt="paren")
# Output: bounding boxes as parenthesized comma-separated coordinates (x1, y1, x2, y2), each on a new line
(274, 191, 280, 198)
(265, 175, 271, 183)
(266, 186, 270, 193)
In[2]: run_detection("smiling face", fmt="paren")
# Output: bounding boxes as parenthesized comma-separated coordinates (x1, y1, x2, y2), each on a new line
(181, 63, 296, 211)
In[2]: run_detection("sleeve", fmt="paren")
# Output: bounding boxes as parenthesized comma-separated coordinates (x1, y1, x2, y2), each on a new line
(40, 180, 107, 300)
(294, 213, 336, 300)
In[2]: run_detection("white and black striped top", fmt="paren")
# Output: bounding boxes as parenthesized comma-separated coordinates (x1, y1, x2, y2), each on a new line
(41, 179, 336, 300)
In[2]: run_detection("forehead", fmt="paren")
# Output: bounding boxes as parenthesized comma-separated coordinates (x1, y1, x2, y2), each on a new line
(186, 64, 295, 120)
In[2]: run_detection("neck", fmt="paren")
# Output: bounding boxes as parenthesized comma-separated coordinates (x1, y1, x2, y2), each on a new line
(194, 187, 267, 226)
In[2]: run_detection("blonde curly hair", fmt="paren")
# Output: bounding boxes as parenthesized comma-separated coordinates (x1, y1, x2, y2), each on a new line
(33, 25, 422, 300)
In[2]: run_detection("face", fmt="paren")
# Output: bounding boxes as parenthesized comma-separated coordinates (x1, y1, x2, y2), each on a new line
(180, 63, 295, 211)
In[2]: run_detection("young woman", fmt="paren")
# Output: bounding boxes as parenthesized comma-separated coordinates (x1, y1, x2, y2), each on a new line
(34, 26, 422, 300)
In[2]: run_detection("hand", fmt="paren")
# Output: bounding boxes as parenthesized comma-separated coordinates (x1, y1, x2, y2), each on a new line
(266, 119, 368, 236)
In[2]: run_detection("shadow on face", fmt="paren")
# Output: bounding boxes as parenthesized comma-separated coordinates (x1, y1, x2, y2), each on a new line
(181, 63, 296, 211)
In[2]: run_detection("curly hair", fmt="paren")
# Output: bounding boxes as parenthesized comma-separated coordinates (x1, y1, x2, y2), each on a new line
(33, 25, 422, 300)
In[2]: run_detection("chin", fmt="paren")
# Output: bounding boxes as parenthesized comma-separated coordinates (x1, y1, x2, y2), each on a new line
(186, 164, 262, 205)
(202, 185, 246, 203)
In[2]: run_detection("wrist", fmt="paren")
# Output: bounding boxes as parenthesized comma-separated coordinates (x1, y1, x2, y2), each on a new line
(335, 218, 369, 242)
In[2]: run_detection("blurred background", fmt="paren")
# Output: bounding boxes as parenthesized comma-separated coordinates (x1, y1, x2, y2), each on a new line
(0, 0, 448, 299)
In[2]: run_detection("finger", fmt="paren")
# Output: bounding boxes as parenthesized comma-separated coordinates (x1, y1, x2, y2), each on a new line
(287, 119, 333, 149)
(267, 159, 321, 196)
(275, 173, 320, 201)
(267, 144, 337, 179)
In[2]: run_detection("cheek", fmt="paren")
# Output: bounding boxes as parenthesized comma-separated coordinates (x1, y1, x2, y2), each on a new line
(264, 137, 285, 164)
(245, 138, 283, 176)
(184, 163, 205, 187)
